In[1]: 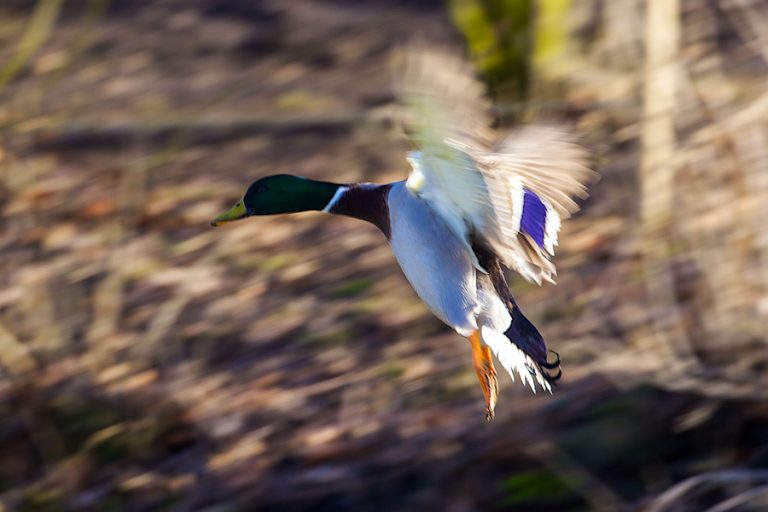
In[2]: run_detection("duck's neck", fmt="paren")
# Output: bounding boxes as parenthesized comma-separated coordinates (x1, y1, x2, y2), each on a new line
(323, 182, 392, 238)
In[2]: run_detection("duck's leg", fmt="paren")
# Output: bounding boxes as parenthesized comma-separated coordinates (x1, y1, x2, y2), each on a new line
(468, 330, 498, 420)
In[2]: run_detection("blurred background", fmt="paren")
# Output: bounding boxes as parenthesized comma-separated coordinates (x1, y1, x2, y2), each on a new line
(1, 0, 768, 510)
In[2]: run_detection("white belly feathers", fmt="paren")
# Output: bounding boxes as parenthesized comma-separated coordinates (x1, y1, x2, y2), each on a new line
(387, 182, 478, 336)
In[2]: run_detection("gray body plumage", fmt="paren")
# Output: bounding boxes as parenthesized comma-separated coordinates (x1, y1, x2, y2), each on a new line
(387, 182, 511, 338)
(387, 180, 552, 391)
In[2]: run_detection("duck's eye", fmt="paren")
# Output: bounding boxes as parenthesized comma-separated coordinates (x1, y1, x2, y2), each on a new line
(255, 185, 268, 193)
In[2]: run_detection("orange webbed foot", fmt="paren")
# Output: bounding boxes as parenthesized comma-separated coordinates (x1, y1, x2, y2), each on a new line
(468, 330, 498, 420)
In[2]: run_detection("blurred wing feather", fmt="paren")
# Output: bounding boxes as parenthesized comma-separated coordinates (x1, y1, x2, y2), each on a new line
(395, 47, 594, 284)
(394, 45, 493, 153)
(485, 126, 593, 218)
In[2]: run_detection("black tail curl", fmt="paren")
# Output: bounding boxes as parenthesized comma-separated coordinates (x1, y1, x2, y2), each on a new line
(505, 306, 562, 385)
(542, 351, 562, 383)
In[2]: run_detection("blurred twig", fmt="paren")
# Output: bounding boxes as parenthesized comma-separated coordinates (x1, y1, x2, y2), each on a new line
(646, 469, 768, 512)
(702, 483, 768, 512)
(647, 369, 768, 401)
(0, 0, 63, 87)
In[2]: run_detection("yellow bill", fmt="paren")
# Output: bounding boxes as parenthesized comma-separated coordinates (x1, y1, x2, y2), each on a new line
(210, 199, 248, 227)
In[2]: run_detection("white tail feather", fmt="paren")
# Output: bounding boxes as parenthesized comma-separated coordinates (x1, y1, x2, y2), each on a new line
(480, 326, 552, 393)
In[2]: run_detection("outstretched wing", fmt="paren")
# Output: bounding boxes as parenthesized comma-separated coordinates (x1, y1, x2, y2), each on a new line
(394, 44, 493, 154)
(458, 127, 594, 283)
(395, 46, 593, 284)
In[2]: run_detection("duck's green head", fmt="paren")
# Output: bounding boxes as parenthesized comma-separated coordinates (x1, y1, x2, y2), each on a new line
(210, 174, 341, 226)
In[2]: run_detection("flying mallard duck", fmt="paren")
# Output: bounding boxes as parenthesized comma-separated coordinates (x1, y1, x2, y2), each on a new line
(211, 47, 592, 419)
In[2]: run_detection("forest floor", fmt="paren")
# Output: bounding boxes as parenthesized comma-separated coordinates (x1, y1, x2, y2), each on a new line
(1, 1, 767, 511)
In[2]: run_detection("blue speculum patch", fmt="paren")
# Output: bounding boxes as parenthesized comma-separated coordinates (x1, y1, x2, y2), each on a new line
(521, 188, 546, 248)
